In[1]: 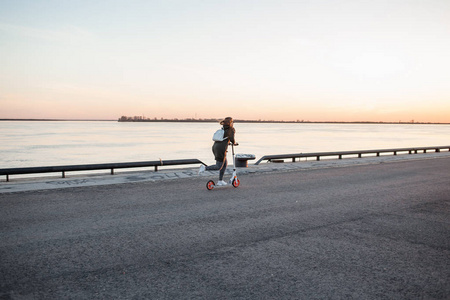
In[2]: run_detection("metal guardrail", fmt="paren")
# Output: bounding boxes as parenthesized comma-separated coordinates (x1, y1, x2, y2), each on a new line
(1, 159, 206, 182)
(3, 146, 449, 182)
(254, 146, 450, 165)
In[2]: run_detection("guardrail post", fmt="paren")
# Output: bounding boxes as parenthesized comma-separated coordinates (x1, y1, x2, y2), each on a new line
(6, 175, 9, 182)
(316, 156, 320, 161)
(62, 171, 65, 178)
(111, 169, 114, 175)
(155, 166, 158, 172)
(358, 153, 362, 158)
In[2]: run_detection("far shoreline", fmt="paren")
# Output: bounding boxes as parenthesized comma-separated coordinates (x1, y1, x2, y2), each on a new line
(1, 118, 449, 125)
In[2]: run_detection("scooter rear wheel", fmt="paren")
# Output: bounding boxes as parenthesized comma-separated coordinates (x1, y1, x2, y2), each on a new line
(206, 180, 215, 190)
(232, 178, 240, 188)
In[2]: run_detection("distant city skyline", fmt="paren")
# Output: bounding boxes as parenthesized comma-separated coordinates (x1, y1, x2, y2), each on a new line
(1, 0, 450, 123)
(116, 115, 448, 124)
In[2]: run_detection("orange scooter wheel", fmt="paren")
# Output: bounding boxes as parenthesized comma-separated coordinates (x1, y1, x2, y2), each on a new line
(232, 178, 240, 188)
(206, 180, 215, 190)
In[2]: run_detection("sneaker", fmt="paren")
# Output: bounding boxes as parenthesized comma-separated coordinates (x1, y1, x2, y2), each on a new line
(198, 165, 206, 174)
(217, 180, 227, 186)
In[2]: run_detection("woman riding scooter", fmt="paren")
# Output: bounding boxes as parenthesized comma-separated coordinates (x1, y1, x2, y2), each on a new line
(199, 117, 237, 186)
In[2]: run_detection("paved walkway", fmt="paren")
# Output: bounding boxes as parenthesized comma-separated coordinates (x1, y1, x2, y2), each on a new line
(1, 151, 449, 193)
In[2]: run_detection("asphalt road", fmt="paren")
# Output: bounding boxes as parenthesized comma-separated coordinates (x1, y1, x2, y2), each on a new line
(1, 157, 449, 299)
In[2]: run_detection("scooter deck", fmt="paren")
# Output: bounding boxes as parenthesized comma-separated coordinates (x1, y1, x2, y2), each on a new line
(206, 178, 240, 190)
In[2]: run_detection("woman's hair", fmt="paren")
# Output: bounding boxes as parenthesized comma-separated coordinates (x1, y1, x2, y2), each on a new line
(220, 117, 233, 126)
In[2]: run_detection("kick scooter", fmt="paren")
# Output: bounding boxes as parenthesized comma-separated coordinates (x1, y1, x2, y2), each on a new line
(206, 143, 240, 190)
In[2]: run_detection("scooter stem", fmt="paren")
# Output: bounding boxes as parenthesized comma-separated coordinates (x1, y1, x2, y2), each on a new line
(231, 143, 236, 171)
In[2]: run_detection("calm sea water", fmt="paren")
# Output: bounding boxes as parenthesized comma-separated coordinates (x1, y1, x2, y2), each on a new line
(1, 121, 449, 169)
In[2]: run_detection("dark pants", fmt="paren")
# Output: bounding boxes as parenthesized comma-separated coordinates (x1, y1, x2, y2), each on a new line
(205, 159, 227, 180)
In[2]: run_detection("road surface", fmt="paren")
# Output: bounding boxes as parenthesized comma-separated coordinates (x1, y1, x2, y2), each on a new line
(1, 157, 449, 299)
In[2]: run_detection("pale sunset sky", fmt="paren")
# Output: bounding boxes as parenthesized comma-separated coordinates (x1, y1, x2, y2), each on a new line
(1, 0, 449, 122)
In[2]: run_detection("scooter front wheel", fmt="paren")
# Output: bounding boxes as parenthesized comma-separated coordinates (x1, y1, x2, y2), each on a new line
(232, 178, 240, 188)
(206, 180, 215, 190)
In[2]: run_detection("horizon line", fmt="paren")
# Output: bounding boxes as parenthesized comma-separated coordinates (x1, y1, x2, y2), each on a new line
(1, 118, 449, 125)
